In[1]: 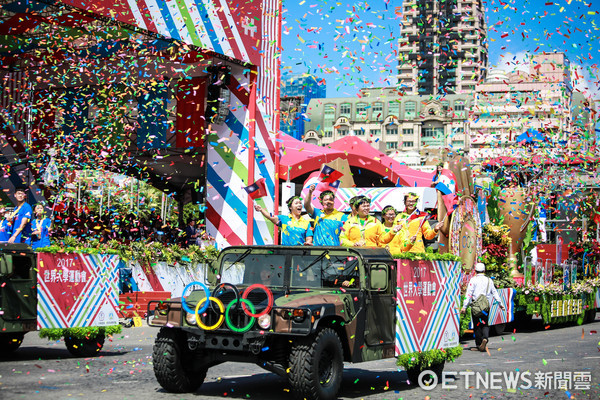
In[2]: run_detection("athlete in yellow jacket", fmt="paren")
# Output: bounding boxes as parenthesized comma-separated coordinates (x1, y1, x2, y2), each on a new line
(395, 193, 442, 253)
(340, 196, 386, 247)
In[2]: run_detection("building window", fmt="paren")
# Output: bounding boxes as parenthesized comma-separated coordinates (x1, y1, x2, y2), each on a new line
(386, 141, 398, 150)
(324, 129, 333, 138)
(356, 102, 368, 120)
(452, 140, 464, 147)
(405, 101, 416, 119)
(340, 103, 351, 118)
(442, 101, 449, 112)
(423, 127, 436, 137)
(402, 128, 414, 136)
(386, 125, 398, 135)
(403, 141, 414, 148)
(453, 127, 464, 135)
(338, 128, 348, 136)
(388, 100, 400, 117)
(373, 102, 383, 120)
(356, 128, 365, 136)
(454, 101, 466, 118)
(324, 104, 336, 120)
(370, 129, 380, 136)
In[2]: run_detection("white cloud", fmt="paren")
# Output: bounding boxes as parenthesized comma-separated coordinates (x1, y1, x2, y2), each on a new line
(491, 51, 530, 74)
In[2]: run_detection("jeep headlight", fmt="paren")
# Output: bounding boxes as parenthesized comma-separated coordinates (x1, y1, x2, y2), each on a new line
(258, 314, 271, 329)
(186, 312, 197, 326)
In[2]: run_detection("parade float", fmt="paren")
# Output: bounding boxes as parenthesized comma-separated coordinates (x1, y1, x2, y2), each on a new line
(475, 154, 600, 329)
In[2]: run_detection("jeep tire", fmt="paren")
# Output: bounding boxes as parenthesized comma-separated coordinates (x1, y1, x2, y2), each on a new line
(0, 332, 25, 355)
(153, 328, 206, 393)
(288, 328, 344, 400)
(65, 333, 105, 357)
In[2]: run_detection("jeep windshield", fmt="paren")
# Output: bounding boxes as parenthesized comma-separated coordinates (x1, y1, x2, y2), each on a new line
(290, 253, 359, 289)
(219, 252, 285, 287)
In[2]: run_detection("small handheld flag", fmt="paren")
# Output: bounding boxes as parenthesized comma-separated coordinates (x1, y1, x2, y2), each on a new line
(244, 178, 267, 200)
(318, 165, 343, 183)
(316, 179, 341, 192)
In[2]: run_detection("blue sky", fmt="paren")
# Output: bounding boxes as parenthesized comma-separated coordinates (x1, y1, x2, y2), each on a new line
(281, 0, 600, 100)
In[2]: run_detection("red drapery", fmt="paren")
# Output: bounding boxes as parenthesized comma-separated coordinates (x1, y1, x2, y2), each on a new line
(175, 77, 207, 148)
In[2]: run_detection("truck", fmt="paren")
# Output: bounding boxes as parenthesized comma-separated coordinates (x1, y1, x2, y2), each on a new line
(149, 245, 462, 400)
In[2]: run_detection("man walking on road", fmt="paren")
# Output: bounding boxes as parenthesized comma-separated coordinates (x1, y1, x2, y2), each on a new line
(461, 262, 505, 352)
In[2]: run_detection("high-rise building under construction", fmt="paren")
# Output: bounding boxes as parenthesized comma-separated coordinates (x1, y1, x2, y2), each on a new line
(397, 0, 488, 95)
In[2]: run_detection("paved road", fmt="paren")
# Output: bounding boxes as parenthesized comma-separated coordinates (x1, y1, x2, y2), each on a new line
(1, 317, 600, 399)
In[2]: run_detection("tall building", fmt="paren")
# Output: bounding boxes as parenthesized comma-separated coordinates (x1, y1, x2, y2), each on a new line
(280, 73, 326, 140)
(468, 53, 596, 165)
(397, 0, 488, 95)
(303, 88, 470, 167)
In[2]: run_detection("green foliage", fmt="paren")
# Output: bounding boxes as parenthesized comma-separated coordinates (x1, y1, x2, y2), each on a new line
(519, 219, 536, 265)
(515, 290, 596, 325)
(396, 345, 463, 370)
(390, 251, 460, 262)
(481, 224, 514, 288)
(39, 325, 122, 341)
(486, 182, 505, 225)
(34, 238, 218, 266)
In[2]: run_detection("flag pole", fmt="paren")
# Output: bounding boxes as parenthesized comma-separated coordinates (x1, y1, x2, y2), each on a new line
(246, 67, 258, 245)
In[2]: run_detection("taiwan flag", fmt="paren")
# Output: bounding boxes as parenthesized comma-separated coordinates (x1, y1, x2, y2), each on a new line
(244, 178, 267, 200)
(316, 179, 341, 192)
(318, 165, 343, 183)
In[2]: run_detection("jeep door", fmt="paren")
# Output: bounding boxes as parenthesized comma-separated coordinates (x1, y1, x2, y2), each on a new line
(364, 263, 395, 349)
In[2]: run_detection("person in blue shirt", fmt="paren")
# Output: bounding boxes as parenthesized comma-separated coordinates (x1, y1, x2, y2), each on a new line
(304, 184, 347, 246)
(8, 187, 32, 244)
(31, 203, 52, 249)
(254, 196, 313, 246)
(0, 208, 12, 242)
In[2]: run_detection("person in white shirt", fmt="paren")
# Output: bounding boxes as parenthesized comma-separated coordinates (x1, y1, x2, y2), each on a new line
(461, 262, 506, 352)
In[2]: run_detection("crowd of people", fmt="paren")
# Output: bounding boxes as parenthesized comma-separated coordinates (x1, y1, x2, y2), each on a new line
(2, 184, 442, 254)
(255, 184, 443, 253)
(0, 186, 214, 248)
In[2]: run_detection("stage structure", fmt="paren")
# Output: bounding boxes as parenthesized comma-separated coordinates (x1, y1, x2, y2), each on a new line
(0, 0, 282, 247)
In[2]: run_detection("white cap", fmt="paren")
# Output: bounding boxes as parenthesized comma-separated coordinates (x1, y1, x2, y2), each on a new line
(475, 263, 486, 272)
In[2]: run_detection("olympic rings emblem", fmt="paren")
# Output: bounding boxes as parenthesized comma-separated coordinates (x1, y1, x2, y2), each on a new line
(183, 282, 275, 331)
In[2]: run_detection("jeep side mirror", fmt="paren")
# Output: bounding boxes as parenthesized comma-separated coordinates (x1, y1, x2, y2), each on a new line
(369, 264, 388, 291)
(0, 254, 13, 276)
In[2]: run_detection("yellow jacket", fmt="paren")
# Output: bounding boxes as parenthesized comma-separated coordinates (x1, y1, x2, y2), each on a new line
(395, 213, 437, 253)
(379, 225, 413, 255)
(340, 215, 385, 247)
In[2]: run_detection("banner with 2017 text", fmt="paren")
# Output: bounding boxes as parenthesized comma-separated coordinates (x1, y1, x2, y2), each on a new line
(395, 259, 462, 356)
(37, 253, 119, 328)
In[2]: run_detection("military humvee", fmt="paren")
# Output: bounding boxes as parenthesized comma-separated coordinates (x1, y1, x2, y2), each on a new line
(0, 243, 37, 354)
(149, 246, 402, 400)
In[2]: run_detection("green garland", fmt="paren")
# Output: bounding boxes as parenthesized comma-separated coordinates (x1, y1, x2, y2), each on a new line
(515, 291, 595, 325)
(39, 325, 122, 341)
(35, 239, 218, 266)
(391, 251, 460, 262)
(397, 345, 463, 370)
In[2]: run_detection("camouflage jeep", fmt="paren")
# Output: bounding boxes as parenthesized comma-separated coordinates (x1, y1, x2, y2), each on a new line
(0, 243, 37, 354)
(149, 246, 397, 400)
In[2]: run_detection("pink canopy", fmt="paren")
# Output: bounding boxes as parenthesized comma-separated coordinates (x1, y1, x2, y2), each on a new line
(278, 134, 432, 187)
